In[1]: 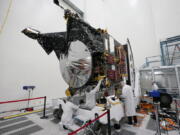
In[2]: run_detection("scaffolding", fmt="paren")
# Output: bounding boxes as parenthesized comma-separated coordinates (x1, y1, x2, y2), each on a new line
(142, 35, 180, 68)
(142, 55, 162, 68)
(161, 35, 180, 66)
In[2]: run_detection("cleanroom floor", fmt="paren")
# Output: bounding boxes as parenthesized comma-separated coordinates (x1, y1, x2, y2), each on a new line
(0, 107, 179, 135)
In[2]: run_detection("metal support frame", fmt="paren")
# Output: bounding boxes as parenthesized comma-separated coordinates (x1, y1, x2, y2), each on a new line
(40, 96, 48, 119)
(145, 55, 162, 68)
(27, 90, 31, 108)
(107, 109, 111, 135)
(174, 98, 180, 134)
(62, 0, 84, 17)
(160, 42, 165, 66)
(152, 68, 155, 82)
(175, 66, 180, 95)
(145, 57, 149, 67)
(166, 41, 171, 65)
(154, 103, 161, 135)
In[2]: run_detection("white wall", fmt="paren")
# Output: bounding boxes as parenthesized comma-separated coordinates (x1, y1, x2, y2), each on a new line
(0, 0, 69, 109)
(85, 0, 159, 67)
(151, 0, 180, 41)
(85, 0, 106, 28)
(70, 0, 85, 11)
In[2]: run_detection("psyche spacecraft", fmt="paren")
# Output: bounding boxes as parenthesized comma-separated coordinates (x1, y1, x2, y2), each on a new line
(22, 2, 135, 97)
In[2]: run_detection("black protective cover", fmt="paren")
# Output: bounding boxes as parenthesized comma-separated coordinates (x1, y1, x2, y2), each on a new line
(66, 15, 105, 55)
(23, 11, 105, 59)
(37, 32, 66, 59)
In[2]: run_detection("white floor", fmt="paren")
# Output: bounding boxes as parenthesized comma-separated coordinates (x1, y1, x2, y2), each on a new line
(0, 107, 179, 135)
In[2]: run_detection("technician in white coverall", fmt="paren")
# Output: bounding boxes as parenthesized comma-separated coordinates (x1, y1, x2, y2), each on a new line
(59, 99, 79, 129)
(80, 79, 103, 110)
(121, 81, 137, 125)
(152, 81, 159, 90)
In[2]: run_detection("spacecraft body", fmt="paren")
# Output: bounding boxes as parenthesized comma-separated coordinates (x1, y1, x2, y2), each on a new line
(22, 10, 134, 96)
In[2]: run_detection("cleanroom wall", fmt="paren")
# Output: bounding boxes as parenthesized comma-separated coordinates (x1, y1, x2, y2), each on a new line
(151, 0, 180, 41)
(0, 0, 70, 110)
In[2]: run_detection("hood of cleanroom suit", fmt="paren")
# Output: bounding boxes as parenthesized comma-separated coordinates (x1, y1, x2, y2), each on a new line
(122, 84, 136, 116)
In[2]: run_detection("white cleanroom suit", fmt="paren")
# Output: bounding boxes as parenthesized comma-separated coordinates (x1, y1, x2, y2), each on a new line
(152, 82, 159, 90)
(121, 84, 136, 116)
(83, 80, 102, 110)
(59, 100, 79, 129)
